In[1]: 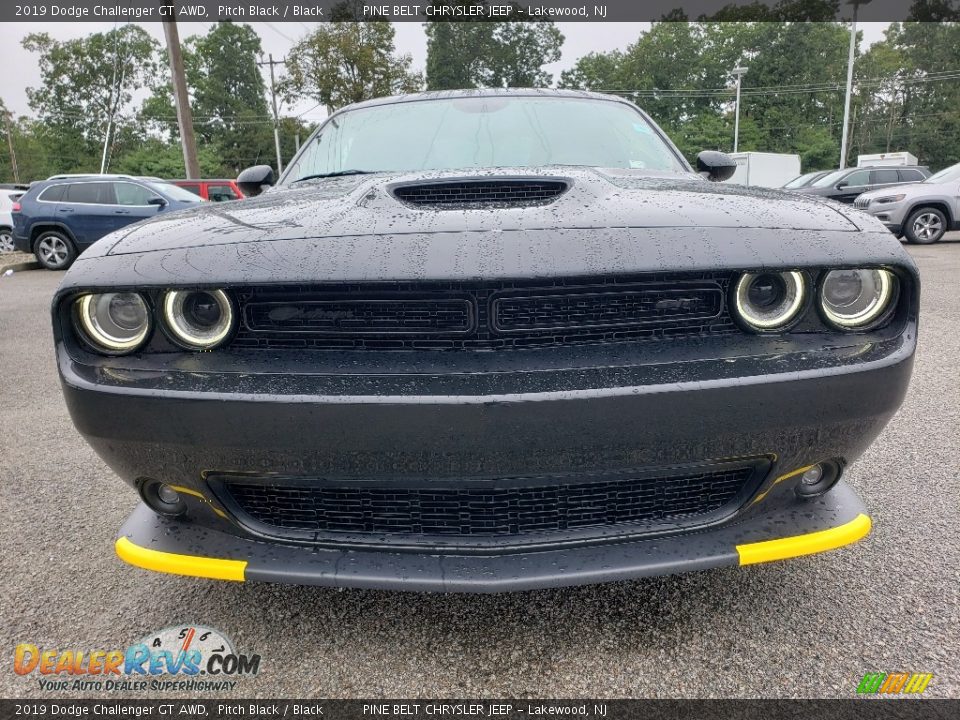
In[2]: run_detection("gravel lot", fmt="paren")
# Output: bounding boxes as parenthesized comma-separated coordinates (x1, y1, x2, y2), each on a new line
(1, 238, 957, 699)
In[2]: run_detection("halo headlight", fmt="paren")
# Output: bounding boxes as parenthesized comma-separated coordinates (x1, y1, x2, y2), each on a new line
(733, 271, 807, 331)
(162, 289, 234, 350)
(820, 269, 896, 330)
(75, 293, 151, 354)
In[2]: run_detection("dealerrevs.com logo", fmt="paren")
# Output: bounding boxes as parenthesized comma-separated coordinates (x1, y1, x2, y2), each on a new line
(14, 625, 260, 693)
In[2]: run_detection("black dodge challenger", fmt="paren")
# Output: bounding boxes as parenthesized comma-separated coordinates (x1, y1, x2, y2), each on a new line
(54, 90, 917, 591)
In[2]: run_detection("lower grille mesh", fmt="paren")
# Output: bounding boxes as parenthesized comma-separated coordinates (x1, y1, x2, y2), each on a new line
(220, 464, 758, 543)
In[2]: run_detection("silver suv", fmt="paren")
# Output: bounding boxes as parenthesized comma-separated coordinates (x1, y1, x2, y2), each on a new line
(855, 162, 960, 244)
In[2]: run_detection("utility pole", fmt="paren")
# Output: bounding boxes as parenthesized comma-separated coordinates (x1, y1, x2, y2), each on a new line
(840, 0, 872, 169)
(163, 13, 200, 179)
(258, 54, 285, 174)
(731, 66, 748, 154)
(3, 111, 19, 184)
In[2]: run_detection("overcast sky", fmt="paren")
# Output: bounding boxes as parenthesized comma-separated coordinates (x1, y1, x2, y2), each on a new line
(0, 21, 893, 121)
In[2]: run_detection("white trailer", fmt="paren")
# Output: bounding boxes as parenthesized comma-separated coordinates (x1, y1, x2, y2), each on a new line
(721, 152, 802, 188)
(856, 152, 918, 167)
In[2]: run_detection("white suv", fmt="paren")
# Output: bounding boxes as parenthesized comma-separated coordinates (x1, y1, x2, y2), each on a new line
(0, 190, 25, 253)
(855, 162, 960, 244)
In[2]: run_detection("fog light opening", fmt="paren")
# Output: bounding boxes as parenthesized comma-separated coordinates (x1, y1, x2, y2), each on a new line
(795, 461, 841, 498)
(140, 479, 187, 518)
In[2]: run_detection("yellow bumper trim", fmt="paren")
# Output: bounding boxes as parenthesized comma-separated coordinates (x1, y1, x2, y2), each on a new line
(737, 513, 871, 566)
(115, 537, 246, 582)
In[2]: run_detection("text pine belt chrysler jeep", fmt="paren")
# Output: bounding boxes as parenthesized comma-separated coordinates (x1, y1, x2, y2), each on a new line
(54, 90, 917, 591)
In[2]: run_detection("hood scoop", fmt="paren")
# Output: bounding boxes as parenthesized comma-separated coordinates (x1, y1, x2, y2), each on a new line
(391, 178, 569, 209)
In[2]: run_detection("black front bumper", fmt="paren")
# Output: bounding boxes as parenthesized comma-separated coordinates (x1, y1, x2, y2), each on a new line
(59, 324, 914, 590)
(116, 483, 871, 592)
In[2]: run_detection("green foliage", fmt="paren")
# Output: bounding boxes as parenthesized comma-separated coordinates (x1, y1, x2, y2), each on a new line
(558, 20, 960, 172)
(425, 19, 494, 90)
(143, 22, 278, 173)
(284, 22, 422, 112)
(425, 4, 563, 90)
(110, 140, 228, 178)
(21, 25, 159, 176)
(6, 20, 960, 184)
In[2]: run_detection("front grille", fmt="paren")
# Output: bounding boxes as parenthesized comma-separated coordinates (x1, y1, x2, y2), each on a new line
(392, 180, 568, 208)
(853, 196, 870, 209)
(231, 273, 738, 351)
(216, 463, 761, 546)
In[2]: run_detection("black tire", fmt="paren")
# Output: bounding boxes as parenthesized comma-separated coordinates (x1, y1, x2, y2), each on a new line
(33, 229, 78, 270)
(0, 226, 14, 254)
(903, 207, 947, 245)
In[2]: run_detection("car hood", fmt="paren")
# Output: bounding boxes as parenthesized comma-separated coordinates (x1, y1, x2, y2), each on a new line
(857, 181, 936, 201)
(100, 167, 861, 256)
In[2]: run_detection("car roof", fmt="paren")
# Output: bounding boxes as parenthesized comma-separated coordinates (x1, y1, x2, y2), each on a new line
(842, 165, 929, 173)
(45, 174, 164, 182)
(168, 179, 237, 183)
(340, 88, 634, 114)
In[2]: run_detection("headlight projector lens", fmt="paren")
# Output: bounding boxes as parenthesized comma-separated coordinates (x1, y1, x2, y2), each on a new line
(734, 271, 806, 331)
(162, 289, 234, 350)
(820, 269, 896, 330)
(75, 292, 151, 354)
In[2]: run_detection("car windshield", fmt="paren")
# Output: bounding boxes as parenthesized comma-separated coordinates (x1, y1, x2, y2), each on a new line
(811, 169, 850, 188)
(146, 181, 205, 202)
(924, 162, 960, 184)
(783, 171, 822, 189)
(282, 96, 686, 182)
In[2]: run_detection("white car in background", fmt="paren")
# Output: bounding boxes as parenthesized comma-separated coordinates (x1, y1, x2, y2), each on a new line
(855, 162, 960, 244)
(0, 190, 25, 253)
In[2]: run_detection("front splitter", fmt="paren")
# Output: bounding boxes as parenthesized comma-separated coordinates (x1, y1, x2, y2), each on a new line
(116, 481, 870, 592)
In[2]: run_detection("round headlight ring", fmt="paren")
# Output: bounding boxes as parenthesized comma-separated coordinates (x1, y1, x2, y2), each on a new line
(820, 269, 896, 330)
(162, 289, 235, 350)
(75, 292, 151, 354)
(733, 271, 807, 331)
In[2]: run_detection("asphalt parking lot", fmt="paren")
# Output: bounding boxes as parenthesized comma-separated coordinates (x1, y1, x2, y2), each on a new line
(1, 239, 958, 699)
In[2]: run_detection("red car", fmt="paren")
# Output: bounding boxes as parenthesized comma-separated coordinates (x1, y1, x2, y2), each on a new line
(168, 179, 245, 202)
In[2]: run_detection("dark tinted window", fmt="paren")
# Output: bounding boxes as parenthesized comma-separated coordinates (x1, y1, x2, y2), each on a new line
(64, 182, 116, 204)
(841, 170, 871, 187)
(899, 169, 925, 182)
(113, 182, 155, 206)
(178, 184, 202, 197)
(207, 184, 238, 202)
(38, 184, 68, 202)
(871, 169, 899, 184)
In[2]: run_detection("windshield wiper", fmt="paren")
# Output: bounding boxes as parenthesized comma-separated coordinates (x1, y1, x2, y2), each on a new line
(291, 169, 380, 183)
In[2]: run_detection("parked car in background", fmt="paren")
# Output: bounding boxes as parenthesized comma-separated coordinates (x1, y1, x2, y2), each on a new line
(854, 161, 960, 244)
(169, 179, 245, 202)
(793, 165, 930, 203)
(12, 176, 203, 270)
(781, 170, 831, 190)
(0, 190, 25, 253)
(53, 89, 917, 591)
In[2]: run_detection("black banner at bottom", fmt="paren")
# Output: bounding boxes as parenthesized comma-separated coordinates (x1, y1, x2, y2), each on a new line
(0, 700, 958, 720)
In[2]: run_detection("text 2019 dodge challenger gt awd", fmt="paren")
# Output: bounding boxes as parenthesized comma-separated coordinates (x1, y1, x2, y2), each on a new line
(53, 90, 917, 591)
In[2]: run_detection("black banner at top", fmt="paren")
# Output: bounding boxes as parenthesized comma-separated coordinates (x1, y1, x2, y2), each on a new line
(2, 0, 959, 24)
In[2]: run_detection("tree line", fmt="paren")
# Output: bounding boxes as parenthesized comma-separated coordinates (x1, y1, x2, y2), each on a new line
(1, 15, 958, 183)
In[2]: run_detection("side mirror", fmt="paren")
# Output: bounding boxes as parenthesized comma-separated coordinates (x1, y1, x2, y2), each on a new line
(237, 165, 275, 197)
(696, 151, 737, 182)
(836, 182, 848, 190)
(147, 197, 167, 207)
